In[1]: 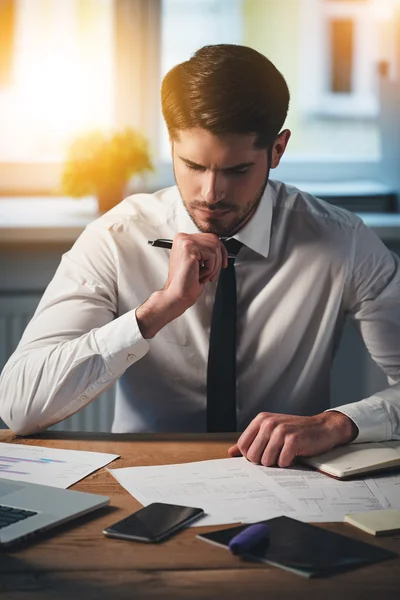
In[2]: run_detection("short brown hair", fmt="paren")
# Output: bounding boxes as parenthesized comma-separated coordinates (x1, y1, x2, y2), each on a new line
(161, 44, 290, 149)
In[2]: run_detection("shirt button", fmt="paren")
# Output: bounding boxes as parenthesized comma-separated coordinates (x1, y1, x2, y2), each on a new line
(79, 395, 87, 403)
(127, 353, 136, 361)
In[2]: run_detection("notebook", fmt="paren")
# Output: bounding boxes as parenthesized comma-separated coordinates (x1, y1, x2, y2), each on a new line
(300, 441, 400, 479)
(0, 478, 109, 548)
(197, 516, 397, 578)
(345, 510, 400, 536)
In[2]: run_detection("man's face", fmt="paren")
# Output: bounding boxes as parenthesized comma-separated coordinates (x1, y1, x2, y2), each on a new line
(172, 128, 288, 237)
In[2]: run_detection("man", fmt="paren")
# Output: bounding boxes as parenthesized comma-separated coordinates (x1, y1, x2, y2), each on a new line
(1, 44, 400, 468)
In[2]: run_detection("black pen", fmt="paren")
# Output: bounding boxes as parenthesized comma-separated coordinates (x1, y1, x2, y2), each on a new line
(148, 238, 237, 259)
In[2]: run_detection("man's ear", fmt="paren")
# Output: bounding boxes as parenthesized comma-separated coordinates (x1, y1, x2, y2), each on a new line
(270, 129, 291, 169)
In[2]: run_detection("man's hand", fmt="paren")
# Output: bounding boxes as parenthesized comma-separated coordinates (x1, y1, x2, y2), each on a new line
(163, 232, 228, 307)
(136, 233, 228, 339)
(228, 411, 358, 468)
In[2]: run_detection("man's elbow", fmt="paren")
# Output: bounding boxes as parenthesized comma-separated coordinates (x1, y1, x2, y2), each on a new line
(0, 385, 45, 436)
(0, 357, 49, 436)
(0, 410, 45, 437)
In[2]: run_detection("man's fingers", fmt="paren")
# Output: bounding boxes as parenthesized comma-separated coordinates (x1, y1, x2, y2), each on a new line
(260, 431, 286, 467)
(235, 420, 261, 457)
(276, 435, 298, 468)
(227, 444, 242, 457)
(277, 449, 296, 468)
(198, 255, 217, 283)
(246, 431, 272, 464)
(235, 415, 298, 467)
(172, 232, 223, 282)
(209, 246, 223, 282)
(220, 242, 229, 269)
(198, 244, 224, 283)
(165, 232, 228, 311)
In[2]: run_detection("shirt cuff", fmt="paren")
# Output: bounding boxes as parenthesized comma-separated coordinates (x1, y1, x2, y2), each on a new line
(94, 309, 150, 377)
(326, 398, 391, 443)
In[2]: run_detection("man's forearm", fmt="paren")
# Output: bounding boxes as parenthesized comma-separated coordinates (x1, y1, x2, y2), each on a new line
(328, 387, 400, 443)
(0, 311, 149, 436)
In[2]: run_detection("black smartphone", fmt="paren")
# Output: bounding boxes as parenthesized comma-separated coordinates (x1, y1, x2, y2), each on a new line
(102, 502, 205, 543)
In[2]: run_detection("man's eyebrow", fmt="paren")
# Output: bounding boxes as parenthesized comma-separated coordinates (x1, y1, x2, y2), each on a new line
(179, 157, 255, 172)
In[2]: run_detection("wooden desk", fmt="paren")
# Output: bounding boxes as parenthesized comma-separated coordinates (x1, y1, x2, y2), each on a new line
(0, 431, 399, 599)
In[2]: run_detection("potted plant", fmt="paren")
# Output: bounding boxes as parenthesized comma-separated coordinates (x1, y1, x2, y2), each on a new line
(61, 128, 153, 213)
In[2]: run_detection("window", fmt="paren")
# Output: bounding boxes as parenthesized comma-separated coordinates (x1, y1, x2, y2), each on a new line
(330, 18, 354, 93)
(298, 0, 379, 121)
(159, 0, 242, 161)
(1, 0, 400, 197)
(0, 0, 114, 163)
(157, 0, 390, 184)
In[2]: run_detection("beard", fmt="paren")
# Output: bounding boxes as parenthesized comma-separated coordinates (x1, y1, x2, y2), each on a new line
(174, 164, 271, 238)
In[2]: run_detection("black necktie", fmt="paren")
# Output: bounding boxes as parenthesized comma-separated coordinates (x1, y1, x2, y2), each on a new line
(206, 238, 243, 432)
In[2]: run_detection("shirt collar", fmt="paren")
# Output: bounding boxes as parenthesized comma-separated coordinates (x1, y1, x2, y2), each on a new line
(174, 182, 274, 259)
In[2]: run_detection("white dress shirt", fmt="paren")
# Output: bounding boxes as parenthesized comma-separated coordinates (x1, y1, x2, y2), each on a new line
(1, 181, 400, 438)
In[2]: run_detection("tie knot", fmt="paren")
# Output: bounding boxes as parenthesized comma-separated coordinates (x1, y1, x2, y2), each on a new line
(223, 238, 243, 260)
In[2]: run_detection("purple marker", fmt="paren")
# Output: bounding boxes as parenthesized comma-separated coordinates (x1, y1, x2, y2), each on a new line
(228, 523, 270, 556)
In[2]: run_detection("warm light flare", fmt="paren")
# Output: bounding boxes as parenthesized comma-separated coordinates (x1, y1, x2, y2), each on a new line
(369, 0, 400, 21)
(0, 0, 113, 161)
(13, 60, 93, 150)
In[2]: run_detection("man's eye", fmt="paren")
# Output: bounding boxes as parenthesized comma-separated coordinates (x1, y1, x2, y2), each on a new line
(229, 168, 249, 175)
(186, 163, 205, 171)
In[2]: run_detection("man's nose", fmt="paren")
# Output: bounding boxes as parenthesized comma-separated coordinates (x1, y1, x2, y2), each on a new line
(201, 172, 226, 204)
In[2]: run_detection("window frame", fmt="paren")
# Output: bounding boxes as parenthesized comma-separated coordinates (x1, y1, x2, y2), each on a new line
(299, 0, 379, 118)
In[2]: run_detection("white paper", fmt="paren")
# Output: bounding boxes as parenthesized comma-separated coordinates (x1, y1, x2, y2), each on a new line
(366, 472, 400, 510)
(108, 457, 314, 526)
(108, 457, 396, 526)
(251, 464, 391, 523)
(0, 442, 119, 488)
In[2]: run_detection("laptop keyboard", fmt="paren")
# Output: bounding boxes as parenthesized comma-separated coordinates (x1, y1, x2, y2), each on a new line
(0, 504, 37, 529)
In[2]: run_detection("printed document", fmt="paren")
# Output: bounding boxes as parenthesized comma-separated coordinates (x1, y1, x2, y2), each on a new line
(108, 457, 392, 526)
(367, 472, 400, 511)
(108, 457, 312, 526)
(253, 464, 390, 523)
(0, 442, 119, 488)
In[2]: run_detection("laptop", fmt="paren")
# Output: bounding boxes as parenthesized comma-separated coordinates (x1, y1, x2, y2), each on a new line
(0, 478, 109, 547)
